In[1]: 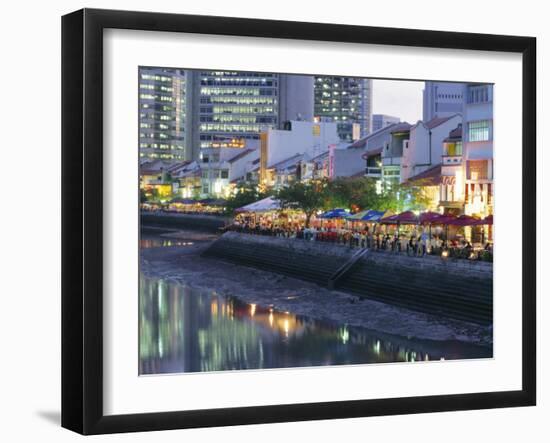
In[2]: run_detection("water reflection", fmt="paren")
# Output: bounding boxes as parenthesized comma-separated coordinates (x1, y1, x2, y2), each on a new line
(139, 275, 491, 375)
(140, 237, 194, 249)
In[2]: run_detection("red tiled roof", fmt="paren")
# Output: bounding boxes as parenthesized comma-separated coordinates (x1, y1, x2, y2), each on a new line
(228, 149, 255, 163)
(365, 146, 384, 157)
(443, 124, 463, 142)
(406, 164, 442, 186)
(348, 137, 368, 149)
(390, 122, 412, 133)
(140, 169, 161, 176)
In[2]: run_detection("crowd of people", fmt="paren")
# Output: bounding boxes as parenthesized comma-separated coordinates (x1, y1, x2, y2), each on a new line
(227, 221, 493, 261)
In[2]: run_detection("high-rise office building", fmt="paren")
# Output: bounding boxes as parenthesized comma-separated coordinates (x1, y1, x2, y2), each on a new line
(139, 68, 315, 163)
(138, 67, 189, 161)
(190, 71, 314, 151)
(313, 76, 372, 142)
(372, 114, 400, 132)
(423, 81, 464, 121)
(192, 71, 279, 151)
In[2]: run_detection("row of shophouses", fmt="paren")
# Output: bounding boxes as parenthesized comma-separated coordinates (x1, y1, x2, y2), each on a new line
(140, 83, 493, 219)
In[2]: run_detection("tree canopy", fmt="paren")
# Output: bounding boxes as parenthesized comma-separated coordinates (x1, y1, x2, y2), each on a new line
(276, 179, 329, 227)
(224, 182, 268, 214)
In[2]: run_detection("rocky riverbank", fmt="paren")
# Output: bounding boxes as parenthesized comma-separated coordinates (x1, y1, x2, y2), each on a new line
(140, 229, 492, 347)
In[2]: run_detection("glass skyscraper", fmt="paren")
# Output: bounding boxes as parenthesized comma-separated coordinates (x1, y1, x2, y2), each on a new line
(139, 68, 314, 163)
(196, 71, 280, 149)
(314, 76, 372, 142)
(138, 67, 188, 161)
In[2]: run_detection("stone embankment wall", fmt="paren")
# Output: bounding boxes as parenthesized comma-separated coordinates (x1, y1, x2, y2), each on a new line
(140, 212, 230, 232)
(203, 232, 493, 325)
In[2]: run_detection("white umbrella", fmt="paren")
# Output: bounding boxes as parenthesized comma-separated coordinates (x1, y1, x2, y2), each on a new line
(236, 196, 281, 213)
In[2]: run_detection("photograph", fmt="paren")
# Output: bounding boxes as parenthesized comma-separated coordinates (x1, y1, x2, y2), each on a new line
(138, 68, 494, 375)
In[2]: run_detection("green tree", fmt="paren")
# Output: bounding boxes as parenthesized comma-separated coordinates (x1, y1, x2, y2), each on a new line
(326, 177, 384, 211)
(140, 187, 160, 203)
(378, 182, 431, 213)
(225, 182, 268, 214)
(276, 180, 328, 227)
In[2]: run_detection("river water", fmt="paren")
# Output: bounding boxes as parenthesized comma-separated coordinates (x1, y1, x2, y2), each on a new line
(139, 232, 491, 375)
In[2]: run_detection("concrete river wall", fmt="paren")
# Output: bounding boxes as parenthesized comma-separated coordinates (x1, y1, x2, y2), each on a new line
(203, 232, 493, 325)
(140, 212, 230, 232)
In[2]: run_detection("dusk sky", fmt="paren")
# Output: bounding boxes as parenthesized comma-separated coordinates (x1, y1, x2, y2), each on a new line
(372, 79, 424, 125)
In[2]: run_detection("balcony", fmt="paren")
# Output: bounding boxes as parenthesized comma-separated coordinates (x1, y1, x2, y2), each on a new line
(365, 167, 382, 177)
(442, 155, 462, 166)
(382, 156, 401, 166)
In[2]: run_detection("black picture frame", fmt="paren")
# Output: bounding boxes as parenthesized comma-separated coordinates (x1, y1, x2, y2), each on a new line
(62, 8, 537, 435)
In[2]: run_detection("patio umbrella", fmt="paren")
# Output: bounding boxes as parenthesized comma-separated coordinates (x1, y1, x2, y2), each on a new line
(169, 197, 197, 204)
(319, 208, 350, 219)
(346, 210, 370, 221)
(235, 196, 281, 213)
(380, 211, 419, 224)
(479, 214, 493, 225)
(380, 211, 419, 237)
(346, 209, 386, 222)
(447, 214, 481, 226)
(444, 214, 481, 247)
(419, 212, 456, 242)
(207, 198, 228, 207)
(475, 214, 493, 244)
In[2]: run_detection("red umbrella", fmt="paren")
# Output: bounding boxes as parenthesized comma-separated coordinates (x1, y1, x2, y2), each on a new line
(478, 214, 493, 225)
(419, 212, 456, 225)
(419, 212, 456, 243)
(380, 210, 419, 224)
(447, 214, 481, 226)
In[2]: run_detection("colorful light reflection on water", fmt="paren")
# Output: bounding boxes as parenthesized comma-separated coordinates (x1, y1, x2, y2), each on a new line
(139, 275, 491, 375)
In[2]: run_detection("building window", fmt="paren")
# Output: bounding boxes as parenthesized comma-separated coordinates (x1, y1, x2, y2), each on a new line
(220, 170, 229, 179)
(468, 120, 490, 142)
(468, 160, 489, 180)
(467, 85, 490, 104)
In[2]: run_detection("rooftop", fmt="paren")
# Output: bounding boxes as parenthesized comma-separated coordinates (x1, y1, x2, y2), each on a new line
(424, 115, 457, 129)
(405, 163, 442, 187)
(268, 153, 304, 171)
(228, 148, 256, 163)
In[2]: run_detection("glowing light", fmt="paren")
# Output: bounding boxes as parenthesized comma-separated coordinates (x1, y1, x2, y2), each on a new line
(269, 312, 274, 327)
(250, 304, 256, 317)
(340, 326, 349, 345)
(442, 250, 449, 258)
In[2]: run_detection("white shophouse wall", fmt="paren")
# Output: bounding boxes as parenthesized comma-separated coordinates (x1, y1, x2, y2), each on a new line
(402, 114, 463, 182)
(265, 120, 339, 167)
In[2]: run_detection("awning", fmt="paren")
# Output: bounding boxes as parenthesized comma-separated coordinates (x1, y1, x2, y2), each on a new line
(347, 210, 386, 222)
(319, 208, 350, 219)
(200, 198, 227, 206)
(235, 197, 281, 213)
(169, 198, 197, 204)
